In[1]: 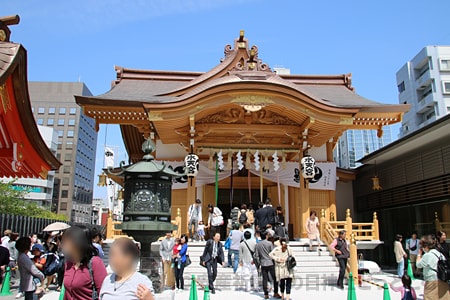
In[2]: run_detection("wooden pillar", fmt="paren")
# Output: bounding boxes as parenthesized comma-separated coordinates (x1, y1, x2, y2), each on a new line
(299, 152, 310, 238)
(326, 141, 337, 223)
(373, 212, 379, 240)
(186, 177, 197, 232)
(349, 233, 358, 282)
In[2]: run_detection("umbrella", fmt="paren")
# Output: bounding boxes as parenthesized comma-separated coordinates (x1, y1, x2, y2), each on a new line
(43, 222, 71, 232)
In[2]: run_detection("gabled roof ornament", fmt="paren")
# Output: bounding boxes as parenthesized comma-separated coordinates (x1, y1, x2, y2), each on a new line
(0, 15, 20, 42)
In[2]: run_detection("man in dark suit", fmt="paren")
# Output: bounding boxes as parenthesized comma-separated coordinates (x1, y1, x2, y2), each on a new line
(255, 199, 277, 230)
(201, 232, 225, 294)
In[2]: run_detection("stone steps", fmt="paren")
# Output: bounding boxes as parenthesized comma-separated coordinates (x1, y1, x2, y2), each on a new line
(152, 240, 340, 287)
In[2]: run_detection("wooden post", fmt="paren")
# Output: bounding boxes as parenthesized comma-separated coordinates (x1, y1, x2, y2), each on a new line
(106, 210, 114, 239)
(320, 208, 326, 242)
(349, 233, 359, 282)
(373, 212, 379, 240)
(299, 157, 310, 238)
(435, 212, 442, 232)
(330, 212, 335, 221)
(346, 209, 353, 238)
(186, 177, 197, 234)
(171, 208, 182, 238)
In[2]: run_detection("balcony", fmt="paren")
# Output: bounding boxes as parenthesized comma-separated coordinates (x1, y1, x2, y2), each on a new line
(416, 69, 432, 89)
(416, 92, 435, 113)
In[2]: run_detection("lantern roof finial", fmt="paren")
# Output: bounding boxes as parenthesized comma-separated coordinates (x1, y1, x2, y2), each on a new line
(142, 138, 156, 161)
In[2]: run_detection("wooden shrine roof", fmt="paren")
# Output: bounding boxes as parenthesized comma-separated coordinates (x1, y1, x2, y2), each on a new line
(75, 31, 409, 161)
(0, 37, 61, 178)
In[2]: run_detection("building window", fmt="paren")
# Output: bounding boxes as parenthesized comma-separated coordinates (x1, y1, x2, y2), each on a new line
(397, 81, 405, 93)
(66, 141, 73, 149)
(62, 177, 69, 186)
(47, 118, 54, 126)
(68, 119, 76, 126)
(38, 107, 45, 114)
(63, 166, 70, 173)
(447, 106, 450, 113)
(440, 59, 450, 71)
(60, 202, 67, 210)
(48, 107, 55, 114)
(69, 108, 77, 115)
(37, 118, 44, 125)
(64, 154, 72, 161)
(443, 81, 450, 94)
(61, 190, 69, 198)
(58, 130, 64, 137)
(67, 130, 74, 138)
(58, 119, 65, 126)
(59, 108, 66, 115)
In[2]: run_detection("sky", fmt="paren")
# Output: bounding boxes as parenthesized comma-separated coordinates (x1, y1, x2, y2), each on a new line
(3, 0, 450, 201)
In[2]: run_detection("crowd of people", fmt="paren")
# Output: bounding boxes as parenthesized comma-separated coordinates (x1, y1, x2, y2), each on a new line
(0, 226, 155, 300)
(392, 231, 450, 300)
(161, 198, 313, 299)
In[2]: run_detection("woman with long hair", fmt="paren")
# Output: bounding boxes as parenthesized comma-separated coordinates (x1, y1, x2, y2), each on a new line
(269, 238, 294, 300)
(174, 234, 188, 292)
(436, 231, 450, 260)
(100, 238, 154, 300)
(62, 226, 107, 300)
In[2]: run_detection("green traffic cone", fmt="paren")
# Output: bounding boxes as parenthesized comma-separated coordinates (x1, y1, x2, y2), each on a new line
(58, 284, 65, 300)
(347, 272, 357, 300)
(0, 267, 13, 296)
(383, 283, 391, 300)
(203, 286, 210, 300)
(406, 259, 416, 280)
(189, 274, 198, 300)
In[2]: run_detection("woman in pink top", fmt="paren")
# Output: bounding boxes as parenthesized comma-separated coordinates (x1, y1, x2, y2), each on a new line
(62, 226, 107, 300)
(390, 274, 417, 300)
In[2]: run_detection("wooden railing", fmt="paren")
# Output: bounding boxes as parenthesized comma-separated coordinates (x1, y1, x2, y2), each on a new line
(320, 208, 380, 281)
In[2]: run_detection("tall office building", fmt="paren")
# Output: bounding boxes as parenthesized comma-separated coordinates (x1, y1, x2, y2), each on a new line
(2, 125, 57, 207)
(334, 126, 393, 169)
(397, 46, 450, 137)
(29, 82, 98, 223)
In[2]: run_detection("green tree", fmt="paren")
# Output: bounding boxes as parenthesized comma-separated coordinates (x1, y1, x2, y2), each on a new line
(0, 180, 67, 220)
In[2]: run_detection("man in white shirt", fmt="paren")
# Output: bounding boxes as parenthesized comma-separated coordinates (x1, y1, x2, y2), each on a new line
(239, 231, 258, 292)
(187, 199, 202, 242)
(406, 231, 420, 276)
(159, 232, 175, 289)
(1, 229, 12, 249)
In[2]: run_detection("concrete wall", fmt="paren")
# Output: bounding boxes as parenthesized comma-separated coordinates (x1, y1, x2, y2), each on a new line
(335, 181, 354, 220)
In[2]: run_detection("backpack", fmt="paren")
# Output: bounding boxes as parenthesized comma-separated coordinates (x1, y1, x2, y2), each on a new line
(239, 211, 248, 224)
(401, 289, 415, 300)
(244, 241, 260, 268)
(432, 251, 450, 282)
(43, 253, 60, 276)
(286, 249, 296, 270)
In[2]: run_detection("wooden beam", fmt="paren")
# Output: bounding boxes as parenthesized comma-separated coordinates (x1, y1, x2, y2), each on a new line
(299, 117, 315, 134)
(195, 123, 301, 136)
(196, 142, 300, 150)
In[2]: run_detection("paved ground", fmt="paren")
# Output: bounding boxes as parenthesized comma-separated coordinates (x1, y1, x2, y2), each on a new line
(1, 274, 426, 300)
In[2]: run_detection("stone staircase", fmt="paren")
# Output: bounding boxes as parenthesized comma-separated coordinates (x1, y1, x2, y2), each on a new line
(152, 239, 340, 290)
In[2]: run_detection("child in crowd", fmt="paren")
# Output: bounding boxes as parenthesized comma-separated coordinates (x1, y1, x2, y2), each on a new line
(390, 274, 417, 300)
(16, 237, 45, 300)
(31, 244, 46, 294)
(171, 238, 181, 268)
(197, 221, 205, 241)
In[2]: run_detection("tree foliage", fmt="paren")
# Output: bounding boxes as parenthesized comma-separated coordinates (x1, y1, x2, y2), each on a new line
(0, 180, 67, 221)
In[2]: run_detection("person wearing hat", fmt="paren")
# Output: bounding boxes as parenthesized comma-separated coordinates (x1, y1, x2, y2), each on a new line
(187, 199, 202, 242)
(31, 244, 46, 294)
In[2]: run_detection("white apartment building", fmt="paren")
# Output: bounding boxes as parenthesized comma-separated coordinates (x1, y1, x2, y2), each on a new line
(397, 46, 450, 137)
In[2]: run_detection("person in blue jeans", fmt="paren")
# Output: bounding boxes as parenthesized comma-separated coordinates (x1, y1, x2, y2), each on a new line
(228, 223, 244, 273)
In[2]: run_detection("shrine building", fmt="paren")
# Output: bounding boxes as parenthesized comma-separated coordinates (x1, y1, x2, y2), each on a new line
(0, 16, 61, 180)
(76, 31, 409, 238)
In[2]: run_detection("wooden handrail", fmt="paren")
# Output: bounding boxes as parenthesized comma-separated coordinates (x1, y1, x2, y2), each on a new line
(320, 209, 380, 282)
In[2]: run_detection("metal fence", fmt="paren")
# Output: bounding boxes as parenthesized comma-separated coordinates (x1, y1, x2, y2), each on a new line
(0, 213, 103, 237)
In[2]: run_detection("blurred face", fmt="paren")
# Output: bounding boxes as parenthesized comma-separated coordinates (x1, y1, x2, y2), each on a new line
(109, 243, 135, 275)
(181, 236, 186, 244)
(165, 233, 172, 239)
(412, 234, 417, 239)
(61, 236, 79, 262)
(441, 233, 447, 242)
(31, 235, 37, 243)
(340, 232, 346, 239)
(214, 233, 221, 242)
(32, 249, 41, 257)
